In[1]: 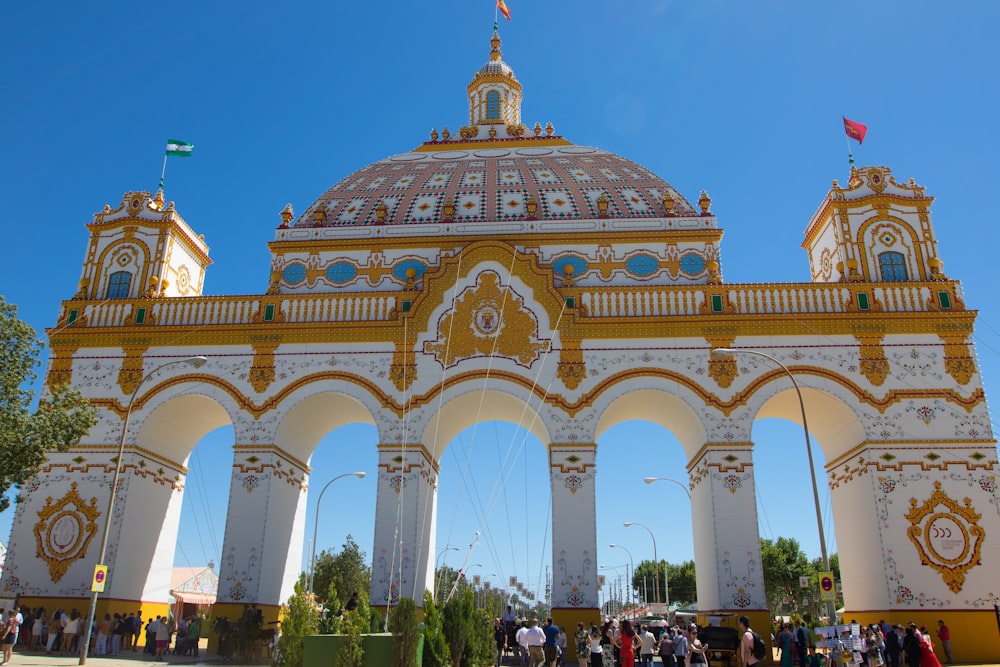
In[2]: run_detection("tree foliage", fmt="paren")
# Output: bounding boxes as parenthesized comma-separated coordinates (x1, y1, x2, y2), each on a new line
(760, 537, 841, 621)
(337, 607, 365, 667)
(0, 297, 97, 511)
(311, 535, 371, 613)
(422, 590, 451, 667)
(277, 583, 321, 667)
(442, 589, 476, 667)
(632, 559, 697, 606)
(390, 596, 421, 667)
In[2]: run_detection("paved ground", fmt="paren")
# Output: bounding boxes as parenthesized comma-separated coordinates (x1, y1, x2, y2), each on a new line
(6, 650, 999, 667)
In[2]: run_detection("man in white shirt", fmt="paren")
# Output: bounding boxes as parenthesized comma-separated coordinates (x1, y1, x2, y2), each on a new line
(638, 624, 656, 667)
(523, 618, 546, 667)
(516, 621, 530, 667)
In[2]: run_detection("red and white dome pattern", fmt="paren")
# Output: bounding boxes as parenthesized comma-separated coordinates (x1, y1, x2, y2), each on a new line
(294, 142, 698, 229)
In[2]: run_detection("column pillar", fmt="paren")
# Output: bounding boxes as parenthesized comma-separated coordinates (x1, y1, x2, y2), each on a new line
(214, 444, 310, 623)
(828, 441, 1000, 662)
(689, 442, 768, 628)
(549, 443, 600, 632)
(370, 443, 438, 611)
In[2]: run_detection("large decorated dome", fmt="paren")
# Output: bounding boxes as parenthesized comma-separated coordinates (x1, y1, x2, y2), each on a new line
(288, 32, 704, 230)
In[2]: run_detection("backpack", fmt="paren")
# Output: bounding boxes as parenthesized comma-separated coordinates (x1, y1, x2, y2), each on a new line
(752, 631, 767, 661)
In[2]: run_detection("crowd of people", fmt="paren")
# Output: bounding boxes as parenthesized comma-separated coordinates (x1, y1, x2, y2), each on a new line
(774, 619, 953, 667)
(495, 608, 711, 667)
(0, 605, 208, 663)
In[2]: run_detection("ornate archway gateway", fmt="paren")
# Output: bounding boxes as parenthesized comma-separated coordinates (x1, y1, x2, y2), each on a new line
(3, 32, 998, 660)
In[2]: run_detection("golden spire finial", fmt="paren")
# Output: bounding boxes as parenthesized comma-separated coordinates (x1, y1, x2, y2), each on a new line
(152, 188, 165, 209)
(491, 31, 502, 62)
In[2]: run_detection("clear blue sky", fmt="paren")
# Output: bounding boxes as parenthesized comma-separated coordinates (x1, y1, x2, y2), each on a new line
(2, 2, 999, 604)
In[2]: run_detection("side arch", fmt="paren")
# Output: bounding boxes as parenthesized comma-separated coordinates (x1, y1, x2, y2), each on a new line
(595, 388, 707, 458)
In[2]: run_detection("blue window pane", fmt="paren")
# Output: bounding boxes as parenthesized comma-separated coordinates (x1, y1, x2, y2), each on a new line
(106, 271, 132, 299)
(553, 256, 588, 279)
(487, 91, 500, 120)
(626, 254, 658, 276)
(392, 260, 427, 282)
(283, 263, 307, 284)
(326, 262, 358, 284)
(878, 252, 908, 281)
(679, 253, 706, 275)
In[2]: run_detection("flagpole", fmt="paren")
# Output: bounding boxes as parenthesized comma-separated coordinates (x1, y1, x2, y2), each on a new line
(159, 153, 168, 191)
(845, 133, 855, 167)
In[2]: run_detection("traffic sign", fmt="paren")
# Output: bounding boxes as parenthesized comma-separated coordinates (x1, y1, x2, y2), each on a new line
(819, 571, 835, 602)
(92, 564, 108, 593)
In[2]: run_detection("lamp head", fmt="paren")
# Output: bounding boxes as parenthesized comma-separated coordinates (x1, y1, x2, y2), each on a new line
(186, 356, 209, 368)
(623, 522, 634, 527)
(351, 472, 366, 478)
(710, 348, 736, 359)
(610, 543, 618, 549)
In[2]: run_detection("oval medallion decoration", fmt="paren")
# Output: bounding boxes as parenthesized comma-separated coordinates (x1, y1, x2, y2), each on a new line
(33, 482, 100, 582)
(904, 481, 984, 593)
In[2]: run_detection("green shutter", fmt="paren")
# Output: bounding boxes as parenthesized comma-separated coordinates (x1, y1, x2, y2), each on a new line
(711, 294, 723, 313)
(565, 297, 575, 308)
(264, 304, 275, 321)
(401, 300, 412, 312)
(857, 293, 870, 311)
(67, 309, 78, 325)
(937, 291, 952, 309)
(135, 307, 146, 324)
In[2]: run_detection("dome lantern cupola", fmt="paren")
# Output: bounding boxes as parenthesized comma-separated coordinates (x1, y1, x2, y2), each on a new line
(467, 31, 522, 127)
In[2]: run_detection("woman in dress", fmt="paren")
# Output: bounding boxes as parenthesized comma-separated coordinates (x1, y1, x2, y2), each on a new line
(919, 628, 942, 667)
(29, 609, 44, 651)
(61, 610, 80, 655)
(615, 619, 638, 667)
(589, 624, 605, 667)
(778, 623, 794, 667)
(2, 610, 18, 665)
(689, 627, 709, 667)
(575, 622, 590, 666)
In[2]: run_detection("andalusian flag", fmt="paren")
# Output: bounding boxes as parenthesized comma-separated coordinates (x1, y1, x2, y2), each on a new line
(165, 139, 194, 157)
(497, 0, 511, 21)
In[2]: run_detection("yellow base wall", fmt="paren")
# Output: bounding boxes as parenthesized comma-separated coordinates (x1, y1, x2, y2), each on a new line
(842, 609, 1000, 664)
(551, 607, 601, 637)
(207, 601, 282, 654)
(16, 595, 170, 628)
(696, 609, 773, 665)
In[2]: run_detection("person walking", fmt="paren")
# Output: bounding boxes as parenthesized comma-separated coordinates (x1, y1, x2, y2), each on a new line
(674, 627, 689, 667)
(739, 615, 761, 667)
(935, 621, 952, 664)
(575, 622, 590, 666)
(2, 610, 18, 666)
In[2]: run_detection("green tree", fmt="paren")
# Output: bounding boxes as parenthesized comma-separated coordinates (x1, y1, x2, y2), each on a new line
(337, 607, 365, 667)
(760, 537, 820, 618)
(312, 535, 371, 613)
(442, 588, 475, 667)
(0, 297, 97, 511)
(462, 606, 494, 667)
(422, 590, 451, 667)
(390, 596, 421, 667)
(278, 584, 321, 667)
(632, 559, 697, 606)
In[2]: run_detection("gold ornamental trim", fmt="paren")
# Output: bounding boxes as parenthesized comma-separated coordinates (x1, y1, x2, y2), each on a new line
(33, 483, 100, 583)
(904, 481, 984, 593)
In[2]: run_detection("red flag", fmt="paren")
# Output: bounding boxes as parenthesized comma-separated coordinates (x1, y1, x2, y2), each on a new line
(843, 117, 868, 145)
(497, 0, 511, 20)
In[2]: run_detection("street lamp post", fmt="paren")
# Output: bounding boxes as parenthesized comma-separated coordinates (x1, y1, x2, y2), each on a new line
(711, 347, 834, 621)
(642, 476, 691, 499)
(609, 543, 635, 621)
(80, 355, 208, 665)
(600, 564, 626, 616)
(642, 477, 691, 611)
(624, 521, 660, 606)
(434, 547, 460, 602)
(308, 471, 367, 594)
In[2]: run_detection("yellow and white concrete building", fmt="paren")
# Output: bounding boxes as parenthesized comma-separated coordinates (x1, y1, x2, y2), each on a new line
(2, 32, 998, 660)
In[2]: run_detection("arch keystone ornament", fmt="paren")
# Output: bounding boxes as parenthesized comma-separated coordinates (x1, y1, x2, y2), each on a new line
(904, 481, 984, 593)
(33, 482, 100, 582)
(424, 271, 550, 366)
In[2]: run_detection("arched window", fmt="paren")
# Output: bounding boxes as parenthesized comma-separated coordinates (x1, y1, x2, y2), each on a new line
(486, 91, 500, 121)
(106, 271, 132, 298)
(878, 251, 908, 281)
